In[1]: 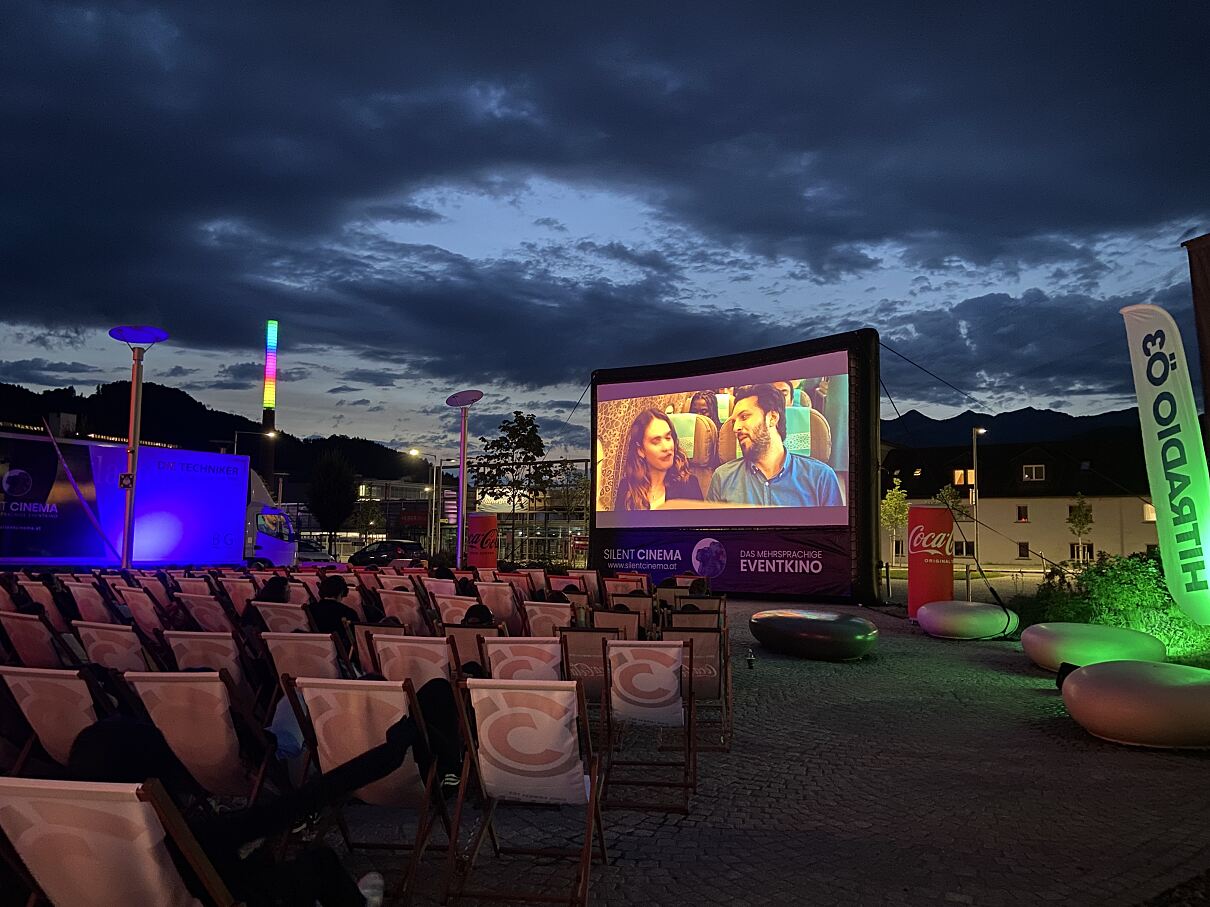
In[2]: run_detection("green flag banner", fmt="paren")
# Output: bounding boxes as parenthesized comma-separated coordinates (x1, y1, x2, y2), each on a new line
(1121, 304, 1210, 625)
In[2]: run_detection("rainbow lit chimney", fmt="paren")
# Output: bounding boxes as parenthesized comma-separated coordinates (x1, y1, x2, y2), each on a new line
(260, 319, 278, 494)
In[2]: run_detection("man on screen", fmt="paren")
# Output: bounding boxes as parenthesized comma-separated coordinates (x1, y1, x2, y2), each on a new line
(707, 383, 844, 507)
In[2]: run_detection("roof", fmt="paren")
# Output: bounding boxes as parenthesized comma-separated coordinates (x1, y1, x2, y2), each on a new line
(881, 436, 1150, 500)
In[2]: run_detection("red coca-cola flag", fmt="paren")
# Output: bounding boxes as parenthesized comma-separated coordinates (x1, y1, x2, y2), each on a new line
(907, 505, 953, 618)
(466, 513, 498, 569)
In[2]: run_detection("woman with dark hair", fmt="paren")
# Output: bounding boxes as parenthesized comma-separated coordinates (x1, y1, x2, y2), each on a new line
(614, 409, 703, 511)
(254, 575, 290, 604)
(688, 391, 721, 429)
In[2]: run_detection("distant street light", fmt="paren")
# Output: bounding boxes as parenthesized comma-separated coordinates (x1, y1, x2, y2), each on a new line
(972, 426, 987, 580)
(108, 325, 170, 569)
(232, 430, 276, 456)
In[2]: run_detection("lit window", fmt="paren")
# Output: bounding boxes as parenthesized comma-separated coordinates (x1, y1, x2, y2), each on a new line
(1023, 464, 1045, 482)
(1017, 542, 1030, 559)
(1016, 505, 1029, 522)
(1142, 503, 1156, 522)
(953, 469, 966, 486)
(912, 468, 922, 477)
(954, 540, 975, 557)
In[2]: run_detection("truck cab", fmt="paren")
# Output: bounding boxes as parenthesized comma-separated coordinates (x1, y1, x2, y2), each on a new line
(245, 472, 297, 567)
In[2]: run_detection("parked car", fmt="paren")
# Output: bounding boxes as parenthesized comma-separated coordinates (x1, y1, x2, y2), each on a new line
(348, 539, 425, 566)
(296, 538, 337, 563)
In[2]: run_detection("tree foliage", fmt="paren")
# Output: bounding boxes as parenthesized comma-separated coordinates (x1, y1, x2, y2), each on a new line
(307, 450, 357, 550)
(932, 483, 970, 518)
(471, 412, 555, 557)
(880, 477, 909, 565)
(1066, 493, 1094, 561)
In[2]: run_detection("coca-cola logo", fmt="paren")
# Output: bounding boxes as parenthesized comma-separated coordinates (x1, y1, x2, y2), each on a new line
(467, 528, 498, 550)
(908, 525, 953, 556)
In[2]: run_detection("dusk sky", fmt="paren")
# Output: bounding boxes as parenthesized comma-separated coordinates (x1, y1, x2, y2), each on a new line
(3, 3, 1209, 457)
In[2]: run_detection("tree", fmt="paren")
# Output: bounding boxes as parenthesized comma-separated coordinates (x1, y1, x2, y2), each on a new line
(880, 477, 909, 565)
(350, 499, 384, 546)
(471, 412, 554, 560)
(307, 450, 357, 553)
(932, 483, 970, 519)
(1067, 493, 1094, 562)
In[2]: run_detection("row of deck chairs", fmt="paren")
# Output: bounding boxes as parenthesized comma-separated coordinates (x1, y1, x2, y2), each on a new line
(0, 623, 728, 904)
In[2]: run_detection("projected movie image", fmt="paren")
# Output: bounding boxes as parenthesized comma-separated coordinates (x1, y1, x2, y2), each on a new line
(595, 350, 850, 530)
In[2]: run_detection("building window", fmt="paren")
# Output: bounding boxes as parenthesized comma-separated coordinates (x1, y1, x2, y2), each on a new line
(1142, 503, 1156, 522)
(954, 540, 975, 557)
(952, 468, 975, 486)
(912, 468, 922, 476)
(1023, 464, 1045, 482)
(1069, 542, 1093, 560)
(1016, 505, 1029, 522)
(893, 539, 904, 559)
(1017, 542, 1030, 559)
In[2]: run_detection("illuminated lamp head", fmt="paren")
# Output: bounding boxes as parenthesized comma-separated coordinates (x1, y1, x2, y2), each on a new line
(262, 319, 279, 410)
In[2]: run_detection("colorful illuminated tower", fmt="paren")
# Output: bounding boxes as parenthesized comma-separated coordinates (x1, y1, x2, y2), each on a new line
(260, 319, 278, 491)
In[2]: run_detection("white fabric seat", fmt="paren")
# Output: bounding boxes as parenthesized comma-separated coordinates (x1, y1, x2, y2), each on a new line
(1021, 622, 1165, 671)
(916, 601, 1019, 640)
(1062, 660, 1210, 748)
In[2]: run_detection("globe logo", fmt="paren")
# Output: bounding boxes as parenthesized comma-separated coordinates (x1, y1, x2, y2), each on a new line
(2, 469, 33, 498)
(691, 537, 727, 579)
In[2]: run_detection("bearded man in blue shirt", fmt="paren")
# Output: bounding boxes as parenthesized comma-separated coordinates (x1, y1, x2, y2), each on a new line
(707, 383, 844, 507)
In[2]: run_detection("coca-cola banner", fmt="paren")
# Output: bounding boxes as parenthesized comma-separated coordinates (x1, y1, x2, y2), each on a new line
(466, 512, 498, 569)
(591, 527, 851, 597)
(907, 505, 953, 617)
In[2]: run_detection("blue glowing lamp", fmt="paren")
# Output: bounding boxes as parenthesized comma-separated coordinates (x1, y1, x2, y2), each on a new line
(108, 325, 170, 347)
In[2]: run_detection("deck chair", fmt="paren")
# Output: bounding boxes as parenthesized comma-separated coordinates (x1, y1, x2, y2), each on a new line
(296, 573, 323, 602)
(451, 569, 476, 584)
(115, 586, 169, 637)
(254, 602, 313, 634)
(0, 611, 75, 669)
(15, 581, 69, 633)
(73, 621, 157, 672)
(162, 630, 247, 689)
(551, 573, 588, 596)
(433, 594, 477, 628)
(474, 582, 524, 634)
(174, 576, 214, 597)
(62, 581, 116, 624)
(602, 640, 696, 813)
(664, 628, 732, 751)
(378, 574, 416, 592)
(346, 622, 411, 675)
(677, 595, 726, 612)
(262, 632, 349, 684)
(418, 577, 457, 606)
(371, 635, 457, 689)
(667, 610, 725, 629)
(285, 582, 312, 605)
(284, 676, 446, 901)
(445, 678, 606, 906)
(602, 577, 644, 602)
(673, 574, 698, 588)
(175, 593, 234, 633)
(379, 589, 430, 635)
(522, 601, 573, 637)
(479, 637, 563, 681)
(495, 572, 533, 604)
(592, 609, 640, 640)
(566, 569, 601, 606)
(445, 625, 502, 670)
(352, 569, 382, 591)
(517, 568, 548, 596)
(217, 577, 257, 616)
(558, 627, 620, 705)
(125, 669, 273, 801)
(133, 577, 174, 615)
(476, 568, 498, 583)
(615, 571, 649, 592)
(0, 777, 238, 907)
(0, 583, 16, 611)
(0, 666, 104, 773)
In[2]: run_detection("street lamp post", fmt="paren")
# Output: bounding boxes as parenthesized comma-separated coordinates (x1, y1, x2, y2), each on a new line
(445, 390, 483, 569)
(233, 429, 277, 456)
(108, 325, 169, 569)
(972, 426, 986, 571)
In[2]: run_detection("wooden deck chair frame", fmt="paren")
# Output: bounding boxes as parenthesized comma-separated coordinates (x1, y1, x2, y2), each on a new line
(369, 634, 460, 689)
(667, 610, 726, 630)
(444, 624, 504, 672)
(175, 592, 239, 634)
(0, 665, 112, 774)
(14, 581, 70, 634)
(115, 585, 173, 637)
(379, 589, 434, 635)
(282, 675, 450, 901)
(601, 639, 697, 814)
(74, 620, 165, 674)
(0, 777, 239, 907)
(253, 601, 316, 634)
(591, 608, 640, 640)
(262, 632, 354, 691)
(444, 678, 607, 906)
(62, 581, 120, 624)
(521, 601, 573, 638)
(344, 619, 412, 675)
(123, 668, 278, 804)
(661, 628, 732, 752)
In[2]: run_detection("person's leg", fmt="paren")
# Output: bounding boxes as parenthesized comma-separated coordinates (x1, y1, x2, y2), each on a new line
(214, 717, 418, 846)
(415, 678, 466, 778)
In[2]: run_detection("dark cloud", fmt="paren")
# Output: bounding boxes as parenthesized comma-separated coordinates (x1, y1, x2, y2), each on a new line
(161, 365, 199, 377)
(326, 384, 359, 394)
(2, 2, 1208, 396)
(0, 359, 104, 386)
(533, 217, 567, 232)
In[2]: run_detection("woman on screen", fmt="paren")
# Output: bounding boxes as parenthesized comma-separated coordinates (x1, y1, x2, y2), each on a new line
(688, 391, 721, 429)
(615, 409, 703, 510)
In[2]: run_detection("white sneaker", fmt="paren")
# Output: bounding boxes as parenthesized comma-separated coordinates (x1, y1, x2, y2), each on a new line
(357, 871, 385, 907)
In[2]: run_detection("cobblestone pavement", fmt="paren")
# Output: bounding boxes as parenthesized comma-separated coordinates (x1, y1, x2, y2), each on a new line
(343, 601, 1210, 905)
